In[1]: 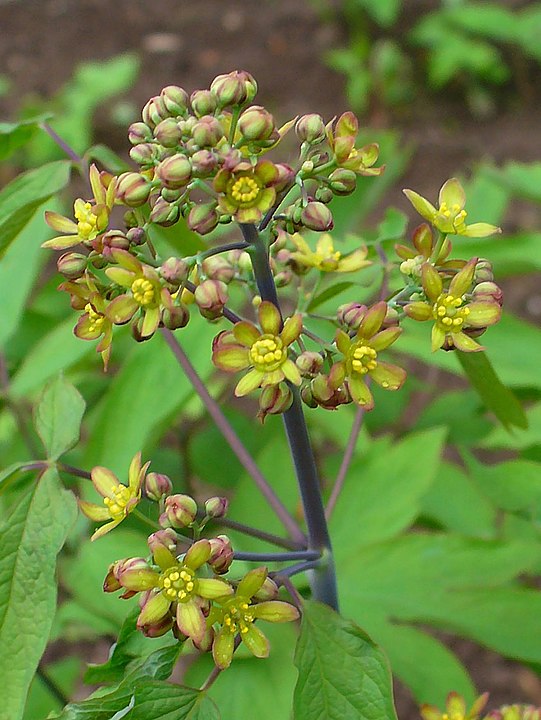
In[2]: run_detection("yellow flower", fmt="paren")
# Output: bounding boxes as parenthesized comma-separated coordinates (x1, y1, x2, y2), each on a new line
(79, 452, 150, 540)
(214, 160, 278, 223)
(290, 233, 371, 273)
(212, 301, 302, 396)
(403, 178, 501, 237)
(326, 112, 383, 176)
(421, 692, 489, 720)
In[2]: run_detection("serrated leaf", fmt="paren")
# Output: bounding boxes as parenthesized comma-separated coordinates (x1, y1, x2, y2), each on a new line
(128, 681, 220, 720)
(34, 375, 86, 460)
(0, 160, 71, 257)
(293, 601, 397, 720)
(457, 351, 527, 430)
(0, 467, 77, 720)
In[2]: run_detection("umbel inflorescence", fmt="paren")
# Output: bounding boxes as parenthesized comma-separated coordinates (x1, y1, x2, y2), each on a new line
(45, 69, 502, 417)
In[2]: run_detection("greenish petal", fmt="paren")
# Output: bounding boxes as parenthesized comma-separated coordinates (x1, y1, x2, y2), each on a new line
(232, 321, 260, 347)
(197, 578, 234, 599)
(235, 368, 265, 397)
(439, 178, 465, 210)
(237, 567, 267, 598)
(253, 600, 300, 623)
(466, 301, 501, 328)
(176, 598, 206, 644)
(450, 332, 483, 352)
(369, 361, 406, 391)
(347, 375, 374, 409)
(403, 189, 437, 223)
(78, 500, 110, 522)
(212, 345, 251, 372)
(242, 623, 269, 658)
(462, 222, 501, 238)
(91, 466, 119, 498)
(370, 326, 402, 351)
(138, 592, 171, 626)
(431, 324, 446, 352)
(258, 301, 281, 335)
(213, 627, 234, 669)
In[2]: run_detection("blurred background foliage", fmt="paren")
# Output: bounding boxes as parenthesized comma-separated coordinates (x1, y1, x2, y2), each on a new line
(0, 1, 540, 718)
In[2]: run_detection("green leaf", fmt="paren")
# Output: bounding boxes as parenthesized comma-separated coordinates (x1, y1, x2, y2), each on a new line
(354, 0, 401, 28)
(480, 402, 541, 450)
(307, 281, 355, 312)
(84, 608, 140, 684)
(0, 113, 53, 161)
(0, 467, 77, 720)
(375, 207, 408, 243)
(0, 160, 71, 257)
(34, 375, 86, 460)
(467, 457, 541, 515)
(84, 144, 131, 174)
(0, 462, 34, 494)
(128, 681, 220, 719)
(293, 601, 397, 720)
(457, 351, 527, 430)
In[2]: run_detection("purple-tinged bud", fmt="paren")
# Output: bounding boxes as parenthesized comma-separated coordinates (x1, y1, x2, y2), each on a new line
(194, 279, 228, 319)
(190, 89, 217, 117)
(178, 116, 197, 137)
(191, 149, 218, 177)
(295, 113, 326, 144)
(315, 186, 333, 204)
(274, 269, 293, 288)
(156, 155, 192, 189)
(257, 383, 293, 422)
(193, 626, 215, 653)
(210, 72, 247, 108)
(123, 210, 138, 229)
(161, 493, 198, 528)
(139, 612, 174, 638)
(337, 302, 367, 332)
(300, 201, 334, 232)
(103, 560, 123, 592)
(382, 306, 400, 327)
(238, 105, 275, 141)
(254, 576, 279, 601)
(116, 172, 152, 207)
(204, 496, 229, 519)
(237, 251, 252, 273)
(57, 252, 87, 280)
(329, 168, 357, 196)
(274, 163, 295, 192)
(475, 258, 494, 283)
(192, 116, 224, 147)
(160, 85, 190, 116)
(160, 257, 189, 286)
(116, 557, 157, 591)
(128, 121, 153, 145)
(202, 255, 235, 283)
(126, 227, 146, 247)
(162, 303, 190, 330)
(473, 281, 503, 306)
(187, 203, 219, 235)
(149, 198, 180, 226)
(161, 187, 185, 202)
(300, 384, 318, 408)
(296, 351, 324, 377)
(129, 142, 160, 168)
(147, 528, 178, 555)
(154, 118, 182, 148)
(208, 534, 234, 574)
(142, 95, 169, 128)
(97, 230, 131, 260)
(145, 472, 173, 501)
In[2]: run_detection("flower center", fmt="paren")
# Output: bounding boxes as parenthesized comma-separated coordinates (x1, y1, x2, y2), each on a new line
(433, 293, 470, 330)
(349, 342, 378, 375)
(318, 250, 341, 271)
(103, 484, 133, 520)
(222, 598, 254, 635)
(85, 303, 105, 332)
(249, 334, 285, 371)
(74, 202, 98, 239)
(229, 175, 261, 205)
(437, 202, 468, 233)
(159, 565, 195, 602)
(131, 278, 158, 307)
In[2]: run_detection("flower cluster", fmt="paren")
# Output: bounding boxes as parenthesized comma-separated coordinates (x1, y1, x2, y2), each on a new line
(421, 692, 541, 720)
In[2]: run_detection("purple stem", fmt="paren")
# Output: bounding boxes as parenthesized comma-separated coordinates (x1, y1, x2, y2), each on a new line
(41, 122, 85, 167)
(325, 406, 365, 520)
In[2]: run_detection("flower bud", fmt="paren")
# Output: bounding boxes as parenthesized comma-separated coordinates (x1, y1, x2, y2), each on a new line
(142, 95, 169, 128)
(190, 89, 217, 117)
(192, 115, 224, 147)
(116, 557, 156, 591)
(96, 230, 131, 260)
(194, 279, 228, 319)
(315, 186, 334, 204)
(156, 154, 192, 189)
(161, 493, 198, 528)
(208, 534, 234, 574)
(237, 251, 253, 273)
(139, 611, 174, 638)
(210, 71, 247, 108)
(382, 306, 400, 327)
(160, 257, 189, 286)
(116, 172, 152, 207)
(254, 576, 279, 601)
(300, 201, 334, 232)
(257, 383, 293, 422)
(295, 113, 326, 144)
(160, 85, 190, 116)
(475, 258, 494, 283)
(187, 203, 219, 235)
(274, 268, 293, 287)
(154, 118, 182, 148)
(329, 168, 357, 196)
(149, 198, 180, 226)
(128, 121, 153, 145)
(123, 210, 139, 229)
(473, 281, 503, 306)
(147, 527, 178, 555)
(238, 105, 275, 141)
(145, 472, 173, 501)
(296, 351, 324, 377)
(202, 255, 235, 283)
(129, 142, 160, 168)
(337, 302, 367, 331)
(204, 496, 229, 519)
(125, 228, 145, 248)
(273, 163, 295, 191)
(103, 560, 124, 592)
(162, 302, 190, 330)
(57, 252, 87, 280)
(301, 384, 318, 408)
(191, 149, 218, 177)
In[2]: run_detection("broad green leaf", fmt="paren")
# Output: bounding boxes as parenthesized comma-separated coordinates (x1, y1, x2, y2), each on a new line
(84, 144, 131, 174)
(480, 402, 541, 450)
(128, 681, 219, 720)
(0, 114, 53, 160)
(492, 161, 541, 202)
(415, 390, 492, 446)
(0, 467, 77, 720)
(459, 231, 541, 276)
(84, 608, 140, 684)
(376, 207, 408, 243)
(467, 458, 541, 515)
(0, 462, 34, 494)
(457, 351, 527, 430)
(307, 281, 355, 312)
(331, 428, 447, 552)
(34, 375, 86, 460)
(293, 601, 397, 720)
(24, 656, 80, 720)
(0, 160, 71, 256)
(354, 0, 401, 27)
(447, 4, 519, 42)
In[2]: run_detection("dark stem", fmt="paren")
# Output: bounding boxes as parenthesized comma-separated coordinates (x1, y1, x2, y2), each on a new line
(241, 224, 339, 611)
(37, 665, 69, 707)
(325, 406, 365, 519)
(233, 549, 320, 562)
(198, 241, 248, 261)
(57, 462, 91, 480)
(161, 329, 305, 544)
(41, 122, 85, 167)
(273, 559, 321, 579)
(200, 637, 241, 692)
(216, 517, 304, 551)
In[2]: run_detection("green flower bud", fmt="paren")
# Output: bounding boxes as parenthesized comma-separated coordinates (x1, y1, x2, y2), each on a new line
(208, 534, 234, 574)
(194, 279, 228, 319)
(190, 89, 217, 117)
(142, 95, 169, 128)
(328, 168, 357, 196)
(296, 351, 324, 377)
(237, 251, 253, 273)
(300, 201, 334, 232)
(202, 255, 235, 283)
(337, 302, 367, 331)
(156, 154, 192, 189)
(473, 281, 503, 306)
(57, 252, 87, 280)
(187, 203, 219, 235)
(129, 142, 160, 168)
(210, 70, 255, 108)
(238, 105, 275, 141)
(149, 198, 180, 226)
(315, 186, 333, 203)
(154, 117, 182, 148)
(300, 384, 318, 408)
(475, 258, 494, 283)
(161, 493, 198, 528)
(160, 85, 190, 116)
(128, 121, 153, 145)
(204, 496, 229, 519)
(147, 528, 178, 554)
(274, 268, 293, 287)
(192, 116, 224, 147)
(97, 230, 131, 259)
(191, 149, 218, 177)
(145, 472, 173, 501)
(161, 187, 184, 202)
(257, 383, 293, 422)
(274, 163, 295, 191)
(116, 172, 152, 207)
(162, 302, 190, 330)
(254, 576, 279, 601)
(160, 257, 189, 286)
(295, 113, 326, 144)
(123, 210, 139, 229)
(126, 227, 146, 246)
